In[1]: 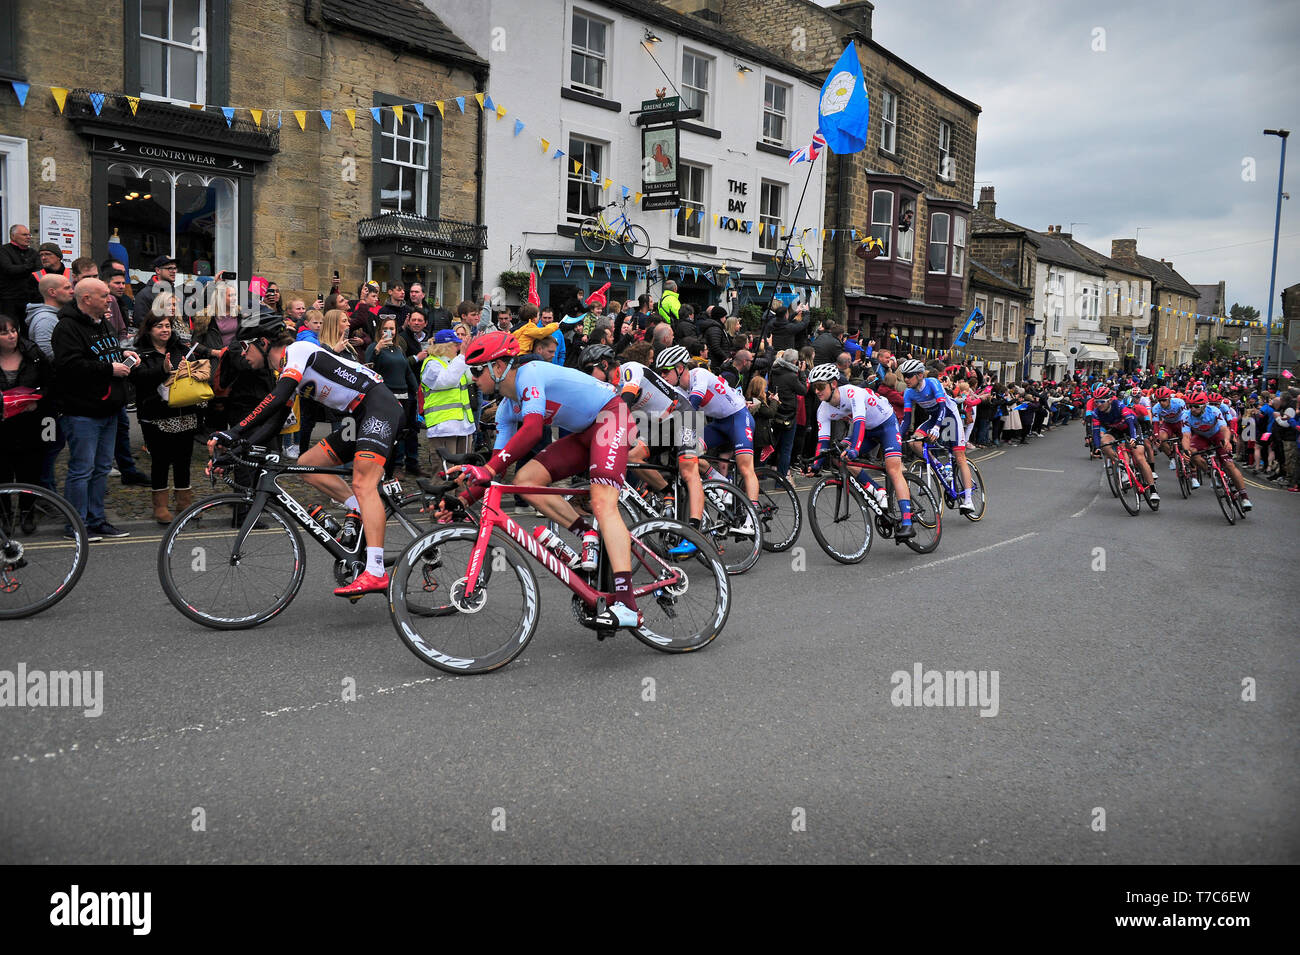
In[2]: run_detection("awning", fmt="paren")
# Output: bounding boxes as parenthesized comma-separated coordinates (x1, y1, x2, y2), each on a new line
(1046, 350, 1069, 365)
(1077, 345, 1120, 361)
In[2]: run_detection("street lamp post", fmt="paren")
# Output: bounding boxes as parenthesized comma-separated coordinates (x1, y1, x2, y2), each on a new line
(1262, 129, 1289, 384)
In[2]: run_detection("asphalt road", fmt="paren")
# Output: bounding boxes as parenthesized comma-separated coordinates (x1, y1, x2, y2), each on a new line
(2, 426, 1297, 864)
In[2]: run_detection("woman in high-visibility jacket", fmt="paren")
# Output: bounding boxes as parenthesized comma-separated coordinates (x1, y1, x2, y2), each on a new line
(419, 329, 475, 460)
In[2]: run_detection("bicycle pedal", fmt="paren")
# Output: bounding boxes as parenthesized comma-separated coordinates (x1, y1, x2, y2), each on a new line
(595, 629, 616, 641)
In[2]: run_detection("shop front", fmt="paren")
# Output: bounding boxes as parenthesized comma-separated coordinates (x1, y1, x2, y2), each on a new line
(360, 213, 486, 310)
(845, 293, 958, 353)
(526, 247, 641, 316)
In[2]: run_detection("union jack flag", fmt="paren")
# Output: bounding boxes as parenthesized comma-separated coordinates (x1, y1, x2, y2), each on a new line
(788, 131, 826, 165)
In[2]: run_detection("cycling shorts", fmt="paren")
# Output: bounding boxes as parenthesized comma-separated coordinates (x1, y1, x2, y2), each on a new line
(1188, 432, 1229, 455)
(1155, 421, 1181, 443)
(861, 416, 903, 459)
(531, 396, 633, 488)
(702, 408, 756, 456)
(318, 388, 403, 465)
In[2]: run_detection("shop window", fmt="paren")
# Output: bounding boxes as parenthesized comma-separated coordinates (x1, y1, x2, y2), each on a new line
(107, 162, 236, 277)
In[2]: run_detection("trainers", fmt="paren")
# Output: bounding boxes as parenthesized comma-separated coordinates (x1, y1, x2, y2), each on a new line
(593, 601, 642, 629)
(67, 526, 101, 543)
(1169, 459, 1178, 470)
(1150, 472, 1158, 482)
(578, 531, 600, 571)
(333, 570, 389, 598)
(89, 521, 129, 538)
(731, 511, 758, 538)
(1240, 496, 1252, 511)
(958, 499, 975, 515)
(1147, 489, 1160, 504)
(1190, 478, 1201, 490)
(338, 511, 362, 549)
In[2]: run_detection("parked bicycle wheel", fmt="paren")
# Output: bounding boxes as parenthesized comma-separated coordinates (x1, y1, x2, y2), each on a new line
(620, 224, 650, 259)
(775, 249, 797, 278)
(626, 519, 729, 653)
(896, 474, 942, 554)
(0, 483, 90, 620)
(699, 479, 762, 575)
(754, 466, 801, 552)
(577, 217, 608, 254)
(807, 475, 873, 563)
(158, 494, 306, 630)
(961, 460, 987, 521)
(389, 526, 539, 673)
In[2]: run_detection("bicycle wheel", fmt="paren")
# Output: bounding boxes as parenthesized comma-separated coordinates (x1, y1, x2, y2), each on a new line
(800, 251, 816, 273)
(699, 480, 762, 575)
(906, 459, 942, 507)
(776, 249, 795, 278)
(1210, 468, 1235, 525)
(960, 460, 987, 521)
(807, 474, 872, 563)
(158, 494, 306, 630)
(621, 223, 650, 259)
(626, 519, 729, 653)
(1118, 457, 1141, 516)
(1176, 458, 1191, 498)
(389, 525, 539, 673)
(0, 484, 90, 620)
(896, 473, 942, 554)
(577, 217, 607, 254)
(753, 466, 801, 552)
(1103, 456, 1121, 498)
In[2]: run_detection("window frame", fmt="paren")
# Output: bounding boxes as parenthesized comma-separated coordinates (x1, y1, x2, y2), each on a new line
(973, 294, 988, 339)
(991, 300, 1004, 339)
(937, 120, 953, 181)
(565, 133, 608, 222)
(681, 49, 713, 123)
(762, 78, 790, 147)
(896, 195, 916, 263)
(676, 161, 708, 241)
(1008, 302, 1019, 342)
(570, 9, 610, 98)
(125, 0, 228, 107)
(137, 0, 208, 105)
(869, 189, 894, 260)
(928, 212, 950, 274)
(370, 91, 442, 219)
(377, 102, 433, 217)
(880, 88, 897, 154)
(758, 180, 784, 252)
(951, 215, 966, 277)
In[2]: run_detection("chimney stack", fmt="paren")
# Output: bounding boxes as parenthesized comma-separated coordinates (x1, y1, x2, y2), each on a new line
(1111, 238, 1137, 264)
(1046, 225, 1054, 234)
(977, 186, 996, 216)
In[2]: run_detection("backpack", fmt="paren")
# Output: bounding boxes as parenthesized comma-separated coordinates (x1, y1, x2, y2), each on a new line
(208, 348, 234, 398)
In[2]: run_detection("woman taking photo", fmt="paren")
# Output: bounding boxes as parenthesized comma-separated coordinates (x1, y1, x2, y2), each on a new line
(130, 292, 209, 524)
(364, 315, 419, 477)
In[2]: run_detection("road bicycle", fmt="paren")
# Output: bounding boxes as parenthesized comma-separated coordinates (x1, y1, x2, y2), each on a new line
(388, 473, 729, 674)
(1189, 444, 1247, 525)
(1098, 436, 1158, 516)
(617, 459, 762, 575)
(157, 444, 446, 629)
(0, 483, 90, 620)
(1155, 435, 1195, 499)
(577, 196, 651, 259)
(700, 453, 802, 552)
(775, 227, 817, 278)
(906, 440, 986, 521)
(802, 442, 941, 563)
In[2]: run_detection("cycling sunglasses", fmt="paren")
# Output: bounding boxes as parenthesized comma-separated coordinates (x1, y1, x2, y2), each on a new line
(469, 364, 488, 377)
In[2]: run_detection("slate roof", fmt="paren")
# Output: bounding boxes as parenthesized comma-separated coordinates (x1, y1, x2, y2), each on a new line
(319, 0, 487, 71)
(971, 208, 1041, 247)
(968, 259, 1027, 297)
(1060, 237, 1147, 280)
(1024, 230, 1105, 276)
(1137, 255, 1199, 297)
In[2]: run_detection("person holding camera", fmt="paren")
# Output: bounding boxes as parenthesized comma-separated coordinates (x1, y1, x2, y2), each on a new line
(365, 315, 420, 478)
(767, 348, 808, 479)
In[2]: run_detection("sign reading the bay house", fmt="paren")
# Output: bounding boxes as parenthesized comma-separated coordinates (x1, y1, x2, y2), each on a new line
(641, 124, 680, 211)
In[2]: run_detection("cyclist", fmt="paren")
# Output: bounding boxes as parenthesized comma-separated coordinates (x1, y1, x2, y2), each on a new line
(899, 359, 975, 515)
(1151, 386, 1187, 471)
(1088, 384, 1160, 505)
(805, 363, 915, 541)
(1122, 387, 1157, 479)
(439, 331, 644, 629)
(1213, 393, 1239, 453)
(579, 344, 706, 554)
(1182, 390, 1252, 510)
(207, 331, 405, 598)
(655, 345, 760, 535)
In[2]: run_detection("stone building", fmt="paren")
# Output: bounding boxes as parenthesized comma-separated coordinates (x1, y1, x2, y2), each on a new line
(1193, 281, 1227, 347)
(0, 0, 487, 311)
(1029, 227, 1111, 376)
(968, 187, 1039, 380)
(667, 0, 980, 351)
(1129, 253, 1199, 369)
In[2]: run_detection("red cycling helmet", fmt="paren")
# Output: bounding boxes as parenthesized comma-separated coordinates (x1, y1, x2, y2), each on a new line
(1209, 393, 1223, 404)
(1153, 386, 1173, 401)
(462, 330, 520, 366)
(1092, 385, 1113, 400)
(1187, 390, 1208, 405)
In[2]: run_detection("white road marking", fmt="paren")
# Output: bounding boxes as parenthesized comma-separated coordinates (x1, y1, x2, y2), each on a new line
(1071, 490, 1101, 518)
(874, 532, 1038, 581)
(1015, 467, 1065, 473)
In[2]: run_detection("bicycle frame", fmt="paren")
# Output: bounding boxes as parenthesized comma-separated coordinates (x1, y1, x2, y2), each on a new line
(919, 443, 962, 499)
(824, 452, 887, 523)
(460, 482, 684, 608)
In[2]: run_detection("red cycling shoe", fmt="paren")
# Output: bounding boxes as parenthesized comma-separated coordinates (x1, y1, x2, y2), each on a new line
(334, 571, 390, 599)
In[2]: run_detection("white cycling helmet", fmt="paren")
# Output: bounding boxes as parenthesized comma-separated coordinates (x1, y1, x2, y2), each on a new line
(654, 345, 691, 370)
(808, 363, 841, 384)
(898, 358, 927, 377)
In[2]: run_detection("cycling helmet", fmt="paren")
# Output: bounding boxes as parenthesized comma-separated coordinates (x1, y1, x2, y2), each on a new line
(238, 312, 286, 342)
(462, 330, 520, 366)
(898, 358, 926, 377)
(578, 343, 616, 371)
(1210, 393, 1223, 404)
(1153, 387, 1172, 401)
(654, 345, 691, 371)
(1091, 384, 1113, 400)
(808, 363, 841, 384)
(1187, 390, 1208, 405)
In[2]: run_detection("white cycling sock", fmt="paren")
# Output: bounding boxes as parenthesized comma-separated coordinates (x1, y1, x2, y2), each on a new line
(367, 546, 384, 577)
(345, 495, 360, 512)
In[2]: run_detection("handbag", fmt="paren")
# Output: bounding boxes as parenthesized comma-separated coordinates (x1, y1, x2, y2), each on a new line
(166, 357, 214, 408)
(2, 386, 41, 419)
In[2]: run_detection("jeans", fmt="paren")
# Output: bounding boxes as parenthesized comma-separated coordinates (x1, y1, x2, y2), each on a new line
(773, 421, 798, 478)
(975, 419, 992, 446)
(63, 414, 117, 527)
(40, 414, 66, 490)
(115, 406, 142, 472)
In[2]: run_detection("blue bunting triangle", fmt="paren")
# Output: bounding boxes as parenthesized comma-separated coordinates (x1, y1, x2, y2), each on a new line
(484, 94, 495, 112)
(705, 269, 715, 284)
(692, 268, 699, 282)
(586, 260, 595, 277)
(89, 92, 105, 115)
(622, 186, 629, 199)
(11, 81, 29, 107)
(414, 103, 424, 122)
(514, 119, 525, 136)
(604, 265, 611, 279)
(562, 260, 572, 277)
(320, 109, 331, 130)
(370, 106, 381, 125)
(619, 264, 628, 280)
(553, 148, 565, 159)
(536, 259, 547, 273)
(221, 106, 235, 126)
(756, 282, 765, 295)
(455, 96, 466, 113)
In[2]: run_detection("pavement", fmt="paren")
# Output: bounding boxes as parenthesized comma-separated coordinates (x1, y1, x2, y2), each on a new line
(2, 424, 1297, 863)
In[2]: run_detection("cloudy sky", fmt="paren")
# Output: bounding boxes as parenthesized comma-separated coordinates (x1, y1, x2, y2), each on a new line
(838, 0, 1299, 316)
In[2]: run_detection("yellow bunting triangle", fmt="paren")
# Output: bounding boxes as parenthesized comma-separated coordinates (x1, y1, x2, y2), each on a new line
(293, 110, 306, 130)
(249, 107, 263, 127)
(603, 178, 612, 190)
(344, 108, 355, 129)
(495, 104, 506, 119)
(541, 138, 550, 153)
(393, 105, 404, 125)
(573, 160, 582, 175)
(435, 101, 445, 118)
(189, 103, 204, 111)
(475, 92, 485, 110)
(51, 88, 69, 112)
(635, 192, 642, 203)
(125, 95, 140, 116)
(713, 214, 718, 225)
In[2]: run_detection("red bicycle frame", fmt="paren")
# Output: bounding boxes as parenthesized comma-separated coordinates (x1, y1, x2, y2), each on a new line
(461, 481, 684, 608)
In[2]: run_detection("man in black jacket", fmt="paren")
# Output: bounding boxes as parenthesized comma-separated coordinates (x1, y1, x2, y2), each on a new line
(694, 305, 729, 368)
(812, 323, 845, 366)
(0, 224, 41, 324)
(769, 304, 811, 353)
(51, 279, 136, 539)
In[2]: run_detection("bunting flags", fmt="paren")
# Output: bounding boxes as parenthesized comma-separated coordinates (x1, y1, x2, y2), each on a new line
(586, 260, 595, 277)
(541, 138, 550, 153)
(11, 81, 29, 107)
(536, 259, 547, 273)
(89, 92, 105, 116)
(692, 268, 699, 282)
(320, 109, 331, 130)
(455, 96, 465, 112)
(553, 148, 564, 159)
(370, 106, 381, 125)
(474, 93, 485, 110)
(619, 264, 628, 280)
(562, 260, 573, 277)
(293, 110, 306, 130)
(126, 95, 140, 115)
(221, 106, 234, 127)
(343, 108, 354, 129)
(51, 88, 68, 113)
(251, 107, 263, 127)
(514, 119, 524, 136)
(413, 103, 424, 123)
(435, 101, 445, 118)
(392, 105, 403, 126)
(496, 104, 506, 119)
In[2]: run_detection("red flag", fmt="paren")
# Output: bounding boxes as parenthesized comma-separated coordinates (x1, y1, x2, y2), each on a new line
(527, 270, 540, 307)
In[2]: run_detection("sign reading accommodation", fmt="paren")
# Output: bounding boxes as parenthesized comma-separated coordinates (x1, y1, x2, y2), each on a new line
(641, 125, 680, 211)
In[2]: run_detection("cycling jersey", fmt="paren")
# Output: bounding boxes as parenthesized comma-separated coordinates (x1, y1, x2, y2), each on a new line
(491, 361, 616, 461)
(685, 367, 747, 419)
(1089, 401, 1138, 445)
(1219, 401, 1239, 434)
(1152, 397, 1187, 425)
(279, 339, 384, 412)
(815, 384, 898, 458)
(903, 376, 965, 447)
(618, 361, 698, 456)
(619, 361, 686, 417)
(1181, 405, 1225, 439)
